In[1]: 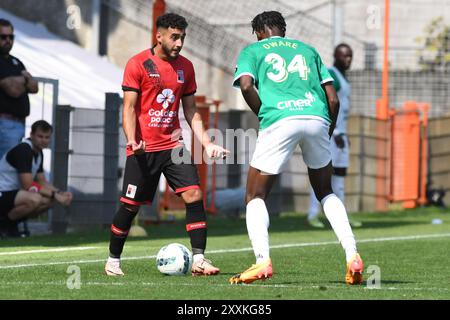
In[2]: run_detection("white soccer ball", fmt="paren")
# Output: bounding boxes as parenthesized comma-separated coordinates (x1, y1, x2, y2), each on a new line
(156, 243, 193, 276)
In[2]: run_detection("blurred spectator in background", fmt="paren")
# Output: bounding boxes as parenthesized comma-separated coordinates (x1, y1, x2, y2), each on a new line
(426, 181, 446, 210)
(0, 120, 72, 238)
(0, 18, 38, 159)
(307, 43, 362, 229)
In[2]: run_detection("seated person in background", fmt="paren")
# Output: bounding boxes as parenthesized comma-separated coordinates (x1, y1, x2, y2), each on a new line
(0, 120, 72, 237)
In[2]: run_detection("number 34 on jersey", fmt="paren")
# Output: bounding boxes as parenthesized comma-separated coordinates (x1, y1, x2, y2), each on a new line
(265, 53, 310, 82)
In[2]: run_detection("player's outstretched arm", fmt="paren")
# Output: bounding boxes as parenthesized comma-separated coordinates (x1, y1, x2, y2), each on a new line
(239, 75, 261, 116)
(182, 94, 230, 159)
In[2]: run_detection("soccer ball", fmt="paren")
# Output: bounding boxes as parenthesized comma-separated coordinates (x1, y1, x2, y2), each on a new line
(156, 243, 193, 276)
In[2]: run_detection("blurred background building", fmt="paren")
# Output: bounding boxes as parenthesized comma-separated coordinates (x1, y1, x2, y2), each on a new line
(1, 0, 448, 232)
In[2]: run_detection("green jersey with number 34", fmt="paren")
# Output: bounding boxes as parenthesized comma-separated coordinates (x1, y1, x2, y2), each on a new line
(233, 36, 334, 129)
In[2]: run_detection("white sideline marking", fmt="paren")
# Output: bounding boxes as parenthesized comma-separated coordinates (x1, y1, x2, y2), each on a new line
(0, 232, 449, 270)
(0, 247, 99, 256)
(0, 281, 449, 292)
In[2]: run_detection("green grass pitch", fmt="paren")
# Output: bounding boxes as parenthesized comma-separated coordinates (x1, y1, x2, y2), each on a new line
(0, 207, 449, 300)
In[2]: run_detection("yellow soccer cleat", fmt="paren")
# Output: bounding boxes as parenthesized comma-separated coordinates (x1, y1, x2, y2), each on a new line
(345, 253, 364, 285)
(229, 259, 273, 284)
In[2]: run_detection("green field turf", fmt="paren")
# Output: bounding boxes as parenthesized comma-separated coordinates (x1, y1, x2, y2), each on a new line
(0, 207, 449, 300)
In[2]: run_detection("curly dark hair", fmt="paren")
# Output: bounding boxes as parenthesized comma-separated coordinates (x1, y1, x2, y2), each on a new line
(251, 11, 286, 34)
(156, 13, 188, 30)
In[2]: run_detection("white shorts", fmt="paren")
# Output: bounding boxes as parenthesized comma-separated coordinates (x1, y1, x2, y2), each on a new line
(330, 134, 349, 168)
(250, 117, 332, 174)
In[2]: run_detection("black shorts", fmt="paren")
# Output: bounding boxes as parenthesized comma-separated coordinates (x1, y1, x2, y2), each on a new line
(120, 147, 200, 206)
(0, 190, 19, 219)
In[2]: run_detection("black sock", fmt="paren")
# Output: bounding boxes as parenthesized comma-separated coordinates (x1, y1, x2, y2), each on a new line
(109, 205, 138, 258)
(185, 200, 207, 255)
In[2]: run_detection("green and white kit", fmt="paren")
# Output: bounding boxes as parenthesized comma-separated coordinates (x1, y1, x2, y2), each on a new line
(233, 36, 334, 173)
(233, 36, 334, 130)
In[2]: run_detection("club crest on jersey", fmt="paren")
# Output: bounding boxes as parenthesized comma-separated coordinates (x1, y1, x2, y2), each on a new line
(157, 88, 175, 109)
(126, 184, 137, 198)
(177, 70, 184, 83)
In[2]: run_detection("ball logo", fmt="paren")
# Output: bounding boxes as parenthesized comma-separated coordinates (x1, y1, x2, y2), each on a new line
(157, 89, 175, 109)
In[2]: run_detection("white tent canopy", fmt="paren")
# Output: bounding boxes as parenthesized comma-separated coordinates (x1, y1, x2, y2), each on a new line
(0, 8, 123, 109)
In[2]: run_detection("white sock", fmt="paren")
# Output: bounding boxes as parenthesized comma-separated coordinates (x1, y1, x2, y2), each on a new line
(193, 254, 204, 263)
(107, 257, 120, 263)
(332, 175, 345, 203)
(246, 198, 270, 264)
(308, 188, 321, 220)
(321, 194, 357, 262)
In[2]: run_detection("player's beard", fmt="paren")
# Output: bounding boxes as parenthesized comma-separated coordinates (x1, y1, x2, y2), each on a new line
(162, 43, 181, 59)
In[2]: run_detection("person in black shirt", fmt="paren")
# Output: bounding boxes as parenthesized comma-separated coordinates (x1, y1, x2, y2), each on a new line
(0, 18, 39, 159)
(0, 120, 73, 237)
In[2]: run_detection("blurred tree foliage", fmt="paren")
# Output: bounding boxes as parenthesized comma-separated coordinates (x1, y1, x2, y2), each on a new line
(416, 17, 450, 71)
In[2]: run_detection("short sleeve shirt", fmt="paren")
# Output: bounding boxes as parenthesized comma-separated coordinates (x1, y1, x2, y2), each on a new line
(0, 139, 43, 192)
(122, 48, 197, 156)
(0, 55, 30, 119)
(233, 37, 333, 129)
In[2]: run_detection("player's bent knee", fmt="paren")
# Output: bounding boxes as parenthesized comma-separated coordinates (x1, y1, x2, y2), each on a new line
(27, 193, 43, 208)
(182, 188, 202, 203)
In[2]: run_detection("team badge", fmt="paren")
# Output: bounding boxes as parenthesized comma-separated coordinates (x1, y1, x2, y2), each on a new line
(177, 70, 184, 83)
(126, 184, 137, 198)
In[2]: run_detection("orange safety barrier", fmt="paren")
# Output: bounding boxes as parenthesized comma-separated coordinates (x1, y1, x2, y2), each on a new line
(389, 101, 429, 208)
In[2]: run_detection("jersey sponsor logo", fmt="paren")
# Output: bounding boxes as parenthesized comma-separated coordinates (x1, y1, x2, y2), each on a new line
(149, 89, 178, 128)
(156, 89, 175, 109)
(177, 70, 184, 83)
(277, 92, 315, 110)
(126, 184, 137, 199)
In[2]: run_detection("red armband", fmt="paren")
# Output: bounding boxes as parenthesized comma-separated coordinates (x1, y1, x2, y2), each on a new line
(28, 182, 42, 193)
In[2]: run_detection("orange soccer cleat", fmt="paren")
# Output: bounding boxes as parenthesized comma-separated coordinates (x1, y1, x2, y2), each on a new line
(345, 253, 364, 285)
(229, 259, 273, 284)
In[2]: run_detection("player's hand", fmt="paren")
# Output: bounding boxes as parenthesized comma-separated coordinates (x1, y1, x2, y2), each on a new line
(334, 134, 345, 149)
(55, 191, 73, 207)
(127, 140, 146, 155)
(205, 143, 230, 160)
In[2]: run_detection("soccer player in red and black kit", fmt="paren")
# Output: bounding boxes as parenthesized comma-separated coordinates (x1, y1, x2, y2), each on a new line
(105, 13, 229, 276)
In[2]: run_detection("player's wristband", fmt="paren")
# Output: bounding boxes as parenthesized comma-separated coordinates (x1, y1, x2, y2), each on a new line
(28, 182, 42, 193)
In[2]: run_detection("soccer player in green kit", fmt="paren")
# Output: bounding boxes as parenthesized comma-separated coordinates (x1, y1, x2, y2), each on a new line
(229, 11, 363, 285)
